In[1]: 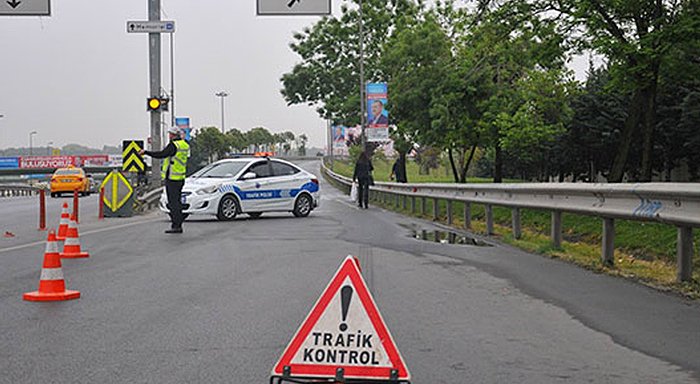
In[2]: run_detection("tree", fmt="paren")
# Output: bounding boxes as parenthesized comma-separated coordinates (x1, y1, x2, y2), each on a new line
(245, 127, 274, 152)
(193, 127, 228, 163)
(281, 0, 421, 125)
(225, 128, 247, 153)
(297, 134, 309, 156)
(530, 0, 699, 181)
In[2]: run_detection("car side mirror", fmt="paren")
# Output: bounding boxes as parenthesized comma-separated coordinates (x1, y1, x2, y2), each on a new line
(241, 172, 256, 180)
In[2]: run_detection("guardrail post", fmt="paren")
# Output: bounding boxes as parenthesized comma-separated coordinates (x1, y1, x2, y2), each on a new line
(395, 193, 400, 208)
(38, 189, 46, 231)
(464, 203, 471, 230)
(411, 196, 416, 214)
(433, 198, 440, 221)
(486, 204, 494, 235)
(677, 226, 693, 282)
(446, 200, 453, 225)
(73, 189, 80, 224)
(402, 195, 407, 210)
(512, 208, 521, 239)
(421, 197, 427, 216)
(602, 218, 615, 267)
(551, 211, 562, 249)
(98, 186, 105, 220)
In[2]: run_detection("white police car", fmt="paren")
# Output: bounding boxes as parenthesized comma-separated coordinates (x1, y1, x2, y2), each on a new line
(159, 157, 320, 221)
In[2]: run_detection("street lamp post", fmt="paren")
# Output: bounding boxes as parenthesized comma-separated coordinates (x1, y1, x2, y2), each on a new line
(47, 141, 54, 156)
(29, 131, 37, 156)
(215, 91, 229, 134)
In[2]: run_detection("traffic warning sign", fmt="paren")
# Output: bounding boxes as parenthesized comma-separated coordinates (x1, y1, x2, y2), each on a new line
(271, 256, 410, 383)
(100, 170, 134, 216)
(122, 140, 145, 172)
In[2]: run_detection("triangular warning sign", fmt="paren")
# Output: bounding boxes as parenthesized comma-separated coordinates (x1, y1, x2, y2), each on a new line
(271, 256, 410, 381)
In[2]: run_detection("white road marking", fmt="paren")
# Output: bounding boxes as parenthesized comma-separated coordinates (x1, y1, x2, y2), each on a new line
(0, 216, 164, 254)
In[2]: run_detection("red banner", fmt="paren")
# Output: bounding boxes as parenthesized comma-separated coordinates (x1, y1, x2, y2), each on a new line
(75, 155, 109, 166)
(20, 156, 75, 169)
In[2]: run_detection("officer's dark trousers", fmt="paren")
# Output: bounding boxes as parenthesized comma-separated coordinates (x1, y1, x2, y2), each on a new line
(165, 179, 185, 229)
(357, 177, 370, 208)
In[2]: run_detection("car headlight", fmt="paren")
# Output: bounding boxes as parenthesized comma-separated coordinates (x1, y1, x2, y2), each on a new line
(195, 185, 219, 195)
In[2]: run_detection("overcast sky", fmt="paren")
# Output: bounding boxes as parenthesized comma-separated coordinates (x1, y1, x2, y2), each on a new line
(0, 0, 590, 152)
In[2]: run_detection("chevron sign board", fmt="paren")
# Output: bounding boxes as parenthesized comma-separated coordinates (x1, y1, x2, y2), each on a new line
(122, 140, 145, 173)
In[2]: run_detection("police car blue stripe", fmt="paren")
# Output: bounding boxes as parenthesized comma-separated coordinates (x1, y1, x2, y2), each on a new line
(217, 181, 318, 200)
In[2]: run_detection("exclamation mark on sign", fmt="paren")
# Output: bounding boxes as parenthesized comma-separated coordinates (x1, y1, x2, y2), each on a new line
(339, 285, 353, 332)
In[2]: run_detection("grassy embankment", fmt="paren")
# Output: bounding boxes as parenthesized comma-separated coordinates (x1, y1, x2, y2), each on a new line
(327, 159, 700, 298)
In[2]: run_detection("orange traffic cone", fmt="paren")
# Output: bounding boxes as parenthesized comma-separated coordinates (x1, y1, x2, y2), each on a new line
(23, 230, 80, 302)
(60, 214, 89, 259)
(56, 203, 70, 241)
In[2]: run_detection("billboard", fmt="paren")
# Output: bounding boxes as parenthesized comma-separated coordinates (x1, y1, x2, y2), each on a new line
(331, 125, 347, 149)
(20, 156, 75, 169)
(175, 117, 192, 141)
(366, 82, 389, 142)
(0, 157, 20, 169)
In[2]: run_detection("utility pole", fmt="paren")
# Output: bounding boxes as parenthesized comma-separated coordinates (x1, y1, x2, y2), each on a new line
(359, 0, 366, 152)
(148, 0, 162, 187)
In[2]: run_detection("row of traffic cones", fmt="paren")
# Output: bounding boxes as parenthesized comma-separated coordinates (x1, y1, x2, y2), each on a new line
(23, 203, 89, 302)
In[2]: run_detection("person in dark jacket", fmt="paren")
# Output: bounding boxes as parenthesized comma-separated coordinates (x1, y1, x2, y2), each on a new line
(352, 151, 373, 209)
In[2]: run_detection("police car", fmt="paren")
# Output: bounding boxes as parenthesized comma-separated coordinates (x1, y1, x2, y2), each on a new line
(159, 157, 320, 221)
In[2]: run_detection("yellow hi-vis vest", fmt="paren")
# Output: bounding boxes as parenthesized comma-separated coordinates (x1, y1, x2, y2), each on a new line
(161, 139, 190, 181)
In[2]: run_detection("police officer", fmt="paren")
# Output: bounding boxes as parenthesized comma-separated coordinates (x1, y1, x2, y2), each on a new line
(140, 127, 190, 234)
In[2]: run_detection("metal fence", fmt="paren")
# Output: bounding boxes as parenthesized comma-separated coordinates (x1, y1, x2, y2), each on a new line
(321, 163, 700, 283)
(0, 184, 38, 197)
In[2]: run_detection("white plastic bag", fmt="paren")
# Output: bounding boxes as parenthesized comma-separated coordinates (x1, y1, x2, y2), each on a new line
(350, 182, 358, 202)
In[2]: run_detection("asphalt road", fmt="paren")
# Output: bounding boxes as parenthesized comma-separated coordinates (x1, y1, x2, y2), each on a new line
(1, 160, 699, 383)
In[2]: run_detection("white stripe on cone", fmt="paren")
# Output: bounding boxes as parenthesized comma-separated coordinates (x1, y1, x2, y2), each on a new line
(39, 268, 64, 281)
(64, 237, 80, 246)
(45, 241, 59, 253)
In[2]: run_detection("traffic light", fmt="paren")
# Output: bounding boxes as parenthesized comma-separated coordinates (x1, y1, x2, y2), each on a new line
(146, 97, 170, 112)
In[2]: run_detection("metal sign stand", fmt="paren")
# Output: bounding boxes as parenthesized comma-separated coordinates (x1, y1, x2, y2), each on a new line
(270, 370, 409, 384)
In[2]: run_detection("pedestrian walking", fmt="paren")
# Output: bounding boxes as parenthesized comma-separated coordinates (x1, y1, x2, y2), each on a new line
(352, 151, 374, 209)
(140, 127, 190, 233)
(390, 157, 407, 183)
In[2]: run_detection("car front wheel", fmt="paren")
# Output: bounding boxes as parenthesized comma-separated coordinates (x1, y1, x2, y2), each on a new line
(293, 194, 313, 218)
(217, 195, 239, 221)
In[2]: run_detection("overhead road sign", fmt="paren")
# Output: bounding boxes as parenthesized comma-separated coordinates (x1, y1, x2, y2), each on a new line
(0, 0, 50, 16)
(122, 140, 145, 173)
(271, 256, 410, 383)
(257, 0, 330, 15)
(126, 20, 175, 33)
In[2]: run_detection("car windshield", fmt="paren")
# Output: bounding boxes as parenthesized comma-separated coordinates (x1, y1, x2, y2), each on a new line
(55, 169, 81, 175)
(191, 161, 246, 178)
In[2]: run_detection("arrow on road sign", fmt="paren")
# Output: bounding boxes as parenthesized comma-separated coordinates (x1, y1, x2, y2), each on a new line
(271, 256, 410, 381)
(122, 140, 145, 173)
(287, 0, 300, 7)
(6, 0, 21, 9)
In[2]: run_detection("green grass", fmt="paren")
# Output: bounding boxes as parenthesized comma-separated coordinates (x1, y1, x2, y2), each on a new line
(326, 161, 700, 298)
(328, 158, 520, 184)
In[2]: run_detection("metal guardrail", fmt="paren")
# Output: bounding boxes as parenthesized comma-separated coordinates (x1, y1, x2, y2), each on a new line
(135, 186, 163, 212)
(0, 184, 39, 197)
(321, 163, 699, 283)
